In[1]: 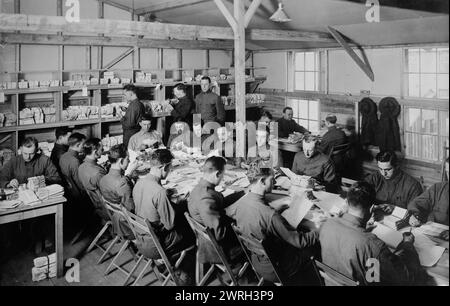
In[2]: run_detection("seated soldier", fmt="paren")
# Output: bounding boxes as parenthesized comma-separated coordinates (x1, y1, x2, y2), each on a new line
(227, 170, 319, 285)
(50, 127, 72, 178)
(78, 138, 108, 222)
(292, 137, 338, 193)
(59, 133, 86, 201)
(408, 158, 449, 240)
(187, 156, 242, 264)
(133, 149, 195, 284)
(128, 113, 163, 153)
(365, 151, 423, 211)
(99, 144, 138, 239)
(0, 137, 61, 188)
(318, 114, 347, 156)
(320, 181, 427, 285)
(167, 121, 192, 151)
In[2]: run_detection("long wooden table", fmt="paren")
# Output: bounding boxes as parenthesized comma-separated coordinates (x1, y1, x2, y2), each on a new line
(0, 197, 66, 278)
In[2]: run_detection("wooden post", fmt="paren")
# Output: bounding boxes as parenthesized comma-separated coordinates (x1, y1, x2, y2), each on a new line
(234, 0, 246, 159)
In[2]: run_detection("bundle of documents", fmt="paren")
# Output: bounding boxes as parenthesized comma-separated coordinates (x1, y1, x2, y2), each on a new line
(27, 175, 45, 190)
(36, 184, 64, 200)
(32, 253, 56, 282)
(381, 206, 409, 230)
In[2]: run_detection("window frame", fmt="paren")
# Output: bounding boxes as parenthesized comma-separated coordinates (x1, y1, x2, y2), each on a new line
(293, 51, 322, 93)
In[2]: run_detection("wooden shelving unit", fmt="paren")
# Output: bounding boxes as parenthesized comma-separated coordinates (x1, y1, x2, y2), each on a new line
(0, 67, 266, 154)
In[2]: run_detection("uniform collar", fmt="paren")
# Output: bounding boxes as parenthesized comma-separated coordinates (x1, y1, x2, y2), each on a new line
(84, 158, 98, 165)
(146, 174, 161, 185)
(340, 213, 366, 229)
(199, 178, 216, 189)
(109, 168, 123, 177)
(68, 148, 79, 157)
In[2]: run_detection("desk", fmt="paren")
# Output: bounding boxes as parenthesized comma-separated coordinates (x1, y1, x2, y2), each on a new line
(0, 197, 66, 278)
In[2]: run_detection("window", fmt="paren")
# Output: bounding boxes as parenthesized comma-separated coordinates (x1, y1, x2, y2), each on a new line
(404, 48, 449, 99)
(404, 107, 449, 162)
(286, 99, 320, 133)
(294, 52, 320, 91)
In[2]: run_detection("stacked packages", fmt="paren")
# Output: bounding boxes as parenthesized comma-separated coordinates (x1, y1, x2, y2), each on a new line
(62, 106, 99, 121)
(32, 253, 56, 282)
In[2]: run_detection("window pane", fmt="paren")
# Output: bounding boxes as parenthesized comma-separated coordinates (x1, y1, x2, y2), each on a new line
(405, 132, 421, 158)
(291, 99, 299, 119)
(421, 109, 438, 134)
(315, 72, 319, 91)
(438, 48, 449, 73)
(315, 53, 320, 71)
(309, 100, 319, 120)
(298, 100, 308, 119)
(305, 52, 315, 71)
(422, 135, 438, 161)
(299, 119, 309, 128)
(408, 74, 420, 97)
(405, 108, 421, 133)
(420, 74, 437, 98)
(309, 120, 319, 133)
(440, 111, 449, 137)
(408, 49, 420, 73)
(437, 74, 449, 99)
(305, 72, 315, 91)
(440, 137, 449, 160)
(420, 48, 437, 73)
(295, 72, 305, 90)
(295, 52, 305, 71)
(286, 98, 294, 108)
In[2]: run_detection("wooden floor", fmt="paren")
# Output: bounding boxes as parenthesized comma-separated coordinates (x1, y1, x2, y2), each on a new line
(0, 231, 256, 286)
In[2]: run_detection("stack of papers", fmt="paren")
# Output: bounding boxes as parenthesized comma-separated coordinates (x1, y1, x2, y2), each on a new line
(18, 189, 40, 206)
(382, 207, 409, 230)
(36, 184, 64, 200)
(0, 200, 21, 210)
(32, 253, 56, 282)
(415, 222, 449, 239)
(371, 222, 446, 267)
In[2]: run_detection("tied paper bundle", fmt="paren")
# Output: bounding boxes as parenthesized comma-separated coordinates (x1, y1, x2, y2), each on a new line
(18, 189, 40, 206)
(28, 175, 46, 190)
(36, 184, 64, 201)
(32, 253, 56, 282)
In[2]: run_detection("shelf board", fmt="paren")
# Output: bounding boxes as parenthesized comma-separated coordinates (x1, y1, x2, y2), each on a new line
(101, 117, 121, 123)
(0, 119, 101, 133)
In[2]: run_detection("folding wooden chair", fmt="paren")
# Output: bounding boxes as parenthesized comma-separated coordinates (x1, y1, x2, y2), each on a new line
(311, 257, 359, 286)
(231, 224, 283, 286)
(120, 206, 195, 286)
(101, 197, 143, 285)
(184, 212, 249, 286)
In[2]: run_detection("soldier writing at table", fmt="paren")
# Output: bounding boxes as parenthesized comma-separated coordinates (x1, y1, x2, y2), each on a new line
(0, 137, 61, 188)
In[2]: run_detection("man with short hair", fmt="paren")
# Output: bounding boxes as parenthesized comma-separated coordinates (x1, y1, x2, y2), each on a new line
(50, 127, 72, 176)
(121, 84, 146, 149)
(170, 83, 194, 124)
(408, 158, 449, 240)
(78, 138, 108, 220)
(318, 114, 347, 155)
(292, 137, 338, 192)
(59, 133, 86, 200)
(319, 181, 426, 285)
(0, 137, 61, 188)
(128, 113, 162, 153)
(276, 107, 309, 138)
(99, 144, 137, 238)
(187, 156, 241, 263)
(133, 149, 194, 259)
(194, 76, 225, 125)
(228, 170, 319, 285)
(365, 151, 422, 210)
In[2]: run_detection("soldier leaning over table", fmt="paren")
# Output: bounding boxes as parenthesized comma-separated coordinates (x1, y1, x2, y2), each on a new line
(0, 137, 61, 255)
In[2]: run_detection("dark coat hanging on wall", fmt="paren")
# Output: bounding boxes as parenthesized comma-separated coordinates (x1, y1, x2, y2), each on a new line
(377, 97, 402, 152)
(359, 98, 378, 146)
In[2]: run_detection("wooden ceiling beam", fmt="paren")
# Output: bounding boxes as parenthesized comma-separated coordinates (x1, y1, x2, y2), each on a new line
(135, 0, 210, 15)
(0, 33, 234, 49)
(244, 0, 263, 28)
(327, 26, 374, 81)
(97, 0, 135, 14)
(0, 13, 336, 43)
